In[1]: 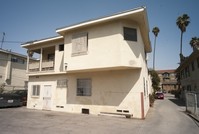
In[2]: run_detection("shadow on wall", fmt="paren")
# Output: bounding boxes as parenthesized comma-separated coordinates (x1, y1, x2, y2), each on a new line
(67, 69, 141, 106)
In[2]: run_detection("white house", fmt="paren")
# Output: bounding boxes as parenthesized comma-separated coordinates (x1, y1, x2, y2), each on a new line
(21, 7, 152, 119)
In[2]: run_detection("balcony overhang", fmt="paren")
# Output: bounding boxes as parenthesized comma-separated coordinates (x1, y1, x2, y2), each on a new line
(66, 66, 141, 73)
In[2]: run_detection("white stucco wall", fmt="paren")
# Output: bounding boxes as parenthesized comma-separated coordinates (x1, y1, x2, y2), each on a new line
(27, 67, 150, 118)
(64, 20, 144, 72)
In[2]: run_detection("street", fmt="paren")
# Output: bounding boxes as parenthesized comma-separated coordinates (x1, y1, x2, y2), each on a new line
(0, 94, 198, 134)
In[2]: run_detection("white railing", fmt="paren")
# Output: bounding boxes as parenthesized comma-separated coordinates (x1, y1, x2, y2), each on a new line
(29, 61, 39, 70)
(29, 60, 54, 72)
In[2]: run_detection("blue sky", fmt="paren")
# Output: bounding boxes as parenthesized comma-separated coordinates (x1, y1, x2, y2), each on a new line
(0, 0, 198, 70)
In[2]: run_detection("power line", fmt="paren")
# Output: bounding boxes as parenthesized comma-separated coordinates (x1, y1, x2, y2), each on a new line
(3, 41, 24, 43)
(1, 32, 5, 48)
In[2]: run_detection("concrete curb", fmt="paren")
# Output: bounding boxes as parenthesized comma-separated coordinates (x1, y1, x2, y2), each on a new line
(187, 113, 199, 123)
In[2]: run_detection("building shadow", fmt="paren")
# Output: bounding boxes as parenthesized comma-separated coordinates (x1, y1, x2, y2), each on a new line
(168, 98, 185, 107)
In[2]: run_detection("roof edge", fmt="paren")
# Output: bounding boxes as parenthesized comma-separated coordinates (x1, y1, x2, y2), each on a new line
(56, 6, 145, 34)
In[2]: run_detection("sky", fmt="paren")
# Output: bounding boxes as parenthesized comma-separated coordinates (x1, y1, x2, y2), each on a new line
(0, 0, 198, 70)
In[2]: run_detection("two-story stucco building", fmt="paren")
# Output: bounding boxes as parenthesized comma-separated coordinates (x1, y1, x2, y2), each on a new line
(0, 48, 31, 90)
(176, 49, 199, 99)
(22, 7, 152, 119)
(156, 69, 178, 93)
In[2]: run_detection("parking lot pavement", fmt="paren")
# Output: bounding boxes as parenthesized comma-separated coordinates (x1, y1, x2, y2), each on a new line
(0, 107, 143, 134)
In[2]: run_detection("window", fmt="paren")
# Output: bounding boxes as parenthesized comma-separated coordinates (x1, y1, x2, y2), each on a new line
(59, 44, 64, 51)
(185, 66, 190, 78)
(197, 57, 199, 68)
(11, 57, 25, 64)
(191, 61, 195, 71)
(32, 85, 40, 97)
(77, 78, 91, 96)
(123, 27, 137, 41)
(57, 79, 68, 88)
(48, 53, 54, 61)
(72, 32, 88, 56)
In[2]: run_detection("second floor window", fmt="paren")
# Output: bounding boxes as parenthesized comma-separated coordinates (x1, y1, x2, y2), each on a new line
(197, 57, 199, 68)
(48, 53, 54, 61)
(191, 61, 195, 71)
(72, 32, 88, 56)
(123, 27, 137, 41)
(59, 44, 64, 51)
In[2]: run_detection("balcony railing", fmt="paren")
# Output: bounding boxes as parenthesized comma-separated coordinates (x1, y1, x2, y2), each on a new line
(29, 60, 54, 72)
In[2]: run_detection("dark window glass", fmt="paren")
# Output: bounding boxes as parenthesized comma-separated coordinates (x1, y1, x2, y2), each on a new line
(77, 78, 91, 96)
(191, 61, 195, 71)
(123, 27, 137, 41)
(197, 57, 199, 68)
(59, 44, 64, 51)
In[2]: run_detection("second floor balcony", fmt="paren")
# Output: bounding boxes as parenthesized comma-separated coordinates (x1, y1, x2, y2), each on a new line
(29, 60, 54, 72)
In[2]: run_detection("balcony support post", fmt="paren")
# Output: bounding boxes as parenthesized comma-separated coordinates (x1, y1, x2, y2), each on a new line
(39, 48, 43, 71)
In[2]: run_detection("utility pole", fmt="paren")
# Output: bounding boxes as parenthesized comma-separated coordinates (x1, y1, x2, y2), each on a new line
(1, 32, 5, 49)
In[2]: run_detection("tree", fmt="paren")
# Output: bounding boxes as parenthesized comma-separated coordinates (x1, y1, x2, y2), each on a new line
(149, 69, 160, 106)
(189, 37, 199, 51)
(149, 70, 160, 93)
(176, 14, 190, 60)
(152, 27, 160, 70)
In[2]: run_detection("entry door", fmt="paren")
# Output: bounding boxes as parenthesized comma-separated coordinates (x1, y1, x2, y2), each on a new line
(43, 85, 52, 110)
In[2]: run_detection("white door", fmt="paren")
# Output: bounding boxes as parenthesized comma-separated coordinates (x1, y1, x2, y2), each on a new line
(43, 85, 52, 110)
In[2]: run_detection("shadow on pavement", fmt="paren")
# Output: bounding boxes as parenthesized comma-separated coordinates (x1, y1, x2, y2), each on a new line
(169, 98, 185, 107)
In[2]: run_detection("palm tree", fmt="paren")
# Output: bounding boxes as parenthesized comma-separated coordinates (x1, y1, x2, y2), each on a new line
(176, 14, 190, 59)
(189, 37, 199, 51)
(152, 27, 160, 70)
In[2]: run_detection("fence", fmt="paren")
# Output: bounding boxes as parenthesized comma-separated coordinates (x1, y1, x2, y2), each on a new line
(185, 92, 199, 119)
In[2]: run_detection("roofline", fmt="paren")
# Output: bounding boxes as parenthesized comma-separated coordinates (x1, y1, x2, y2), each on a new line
(0, 48, 27, 59)
(56, 7, 145, 34)
(176, 50, 199, 72)
(21, 35, 63, 48)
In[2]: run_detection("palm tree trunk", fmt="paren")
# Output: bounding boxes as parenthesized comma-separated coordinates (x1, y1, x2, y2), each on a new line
(180, 31, 184, 62)
(180, 31, 183, 55)
(153, 36, 157, 70)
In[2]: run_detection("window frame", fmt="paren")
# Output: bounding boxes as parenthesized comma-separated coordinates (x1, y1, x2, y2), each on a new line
(123, 27, 137, 42)
(32, 85, 40, 97)
(76, 78, 92, 96)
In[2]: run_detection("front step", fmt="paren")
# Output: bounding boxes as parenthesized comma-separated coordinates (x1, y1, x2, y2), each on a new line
(99, 112, 133, 118)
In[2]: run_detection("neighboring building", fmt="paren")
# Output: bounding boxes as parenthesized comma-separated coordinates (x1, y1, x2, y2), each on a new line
(156, 69, 178, 93)
(21, 7, 152, 119)
(176, 49, 199, 94)
(0, 48, 31, 90)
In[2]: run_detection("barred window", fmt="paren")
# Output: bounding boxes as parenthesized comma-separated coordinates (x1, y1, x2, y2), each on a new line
(32, 85, 40, 97)
(77, 78, 91, 96)
(57, 79, 68, 88)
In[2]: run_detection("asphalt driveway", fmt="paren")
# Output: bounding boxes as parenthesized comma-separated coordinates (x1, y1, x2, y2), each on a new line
(0, 94, 198, 134)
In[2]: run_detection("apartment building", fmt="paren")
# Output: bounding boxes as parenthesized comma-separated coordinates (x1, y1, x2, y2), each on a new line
(0, 49, 30, 90)
(176, 49, 199, 93)
(21, 7, 152, 119)
(156, 69, 178, 93)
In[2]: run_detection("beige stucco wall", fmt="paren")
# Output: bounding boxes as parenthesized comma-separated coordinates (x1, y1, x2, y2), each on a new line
(26, 19, 151, 118)
(27, 67, 150, 118)
(181, 66, 199, 92)
(0, 52, 28, 88)
(64, 20, 144, 72)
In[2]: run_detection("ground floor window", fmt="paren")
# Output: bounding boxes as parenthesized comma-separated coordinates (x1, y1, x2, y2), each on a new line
(77, 78, 91, 96)
(57, 79, 68, 88)
(32, 85, 40, 97)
